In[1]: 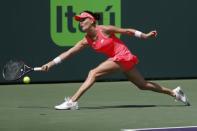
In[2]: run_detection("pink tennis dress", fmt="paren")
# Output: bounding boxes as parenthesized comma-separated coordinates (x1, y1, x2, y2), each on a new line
(85, 26, 139, 71)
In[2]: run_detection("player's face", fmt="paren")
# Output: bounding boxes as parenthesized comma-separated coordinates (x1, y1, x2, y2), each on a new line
(79, 18, 94, 31)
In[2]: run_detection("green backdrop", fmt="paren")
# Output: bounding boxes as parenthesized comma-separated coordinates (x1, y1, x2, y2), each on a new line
(0, 0, 197, 83)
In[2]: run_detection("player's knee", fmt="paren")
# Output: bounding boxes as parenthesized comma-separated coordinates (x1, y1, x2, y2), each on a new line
(88, 69, 98, 79)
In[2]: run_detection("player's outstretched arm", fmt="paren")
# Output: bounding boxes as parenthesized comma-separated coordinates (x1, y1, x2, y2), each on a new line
(102, 25, 157, 39)
(41, 38, 88, 71)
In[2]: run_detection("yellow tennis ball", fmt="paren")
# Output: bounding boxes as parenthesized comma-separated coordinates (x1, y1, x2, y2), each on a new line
(23, 76, 31, 84)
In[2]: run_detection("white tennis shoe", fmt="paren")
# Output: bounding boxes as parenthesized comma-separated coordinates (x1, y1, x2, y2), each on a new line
(54, 97, 79, 110)
(173, 86, 190, 106)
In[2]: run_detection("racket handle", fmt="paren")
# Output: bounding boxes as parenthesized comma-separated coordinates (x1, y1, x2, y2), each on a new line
(33, 67, 42, 71)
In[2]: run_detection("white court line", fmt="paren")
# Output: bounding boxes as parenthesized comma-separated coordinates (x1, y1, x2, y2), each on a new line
(121, 126, 197, 131)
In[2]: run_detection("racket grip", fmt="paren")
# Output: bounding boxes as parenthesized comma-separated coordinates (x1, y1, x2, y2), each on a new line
(33, 67, 42, 71)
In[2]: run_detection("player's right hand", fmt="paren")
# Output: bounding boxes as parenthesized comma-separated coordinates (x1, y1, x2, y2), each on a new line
(41, 63, 52, 72)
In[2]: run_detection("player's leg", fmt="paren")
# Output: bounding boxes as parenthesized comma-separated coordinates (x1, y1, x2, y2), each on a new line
(54, 60, 121, 110)
(124, 67, 190, 105)
(124, 67, 175, 96)
(71, 60, 121, 102)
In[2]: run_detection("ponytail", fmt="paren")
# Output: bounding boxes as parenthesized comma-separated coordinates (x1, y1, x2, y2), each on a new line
(83, 10, 100, 21)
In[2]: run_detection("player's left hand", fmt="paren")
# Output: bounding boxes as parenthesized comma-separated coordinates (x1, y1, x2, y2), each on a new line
(147, 30, 157, 38)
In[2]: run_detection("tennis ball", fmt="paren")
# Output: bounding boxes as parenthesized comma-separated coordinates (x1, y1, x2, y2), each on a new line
(23, 76, 31, 84)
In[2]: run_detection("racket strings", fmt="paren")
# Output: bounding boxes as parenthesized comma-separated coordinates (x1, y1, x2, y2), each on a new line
(3, 60, 24, 80)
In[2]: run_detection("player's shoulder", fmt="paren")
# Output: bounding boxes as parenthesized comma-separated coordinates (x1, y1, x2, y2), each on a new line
(73, 37, 88, 46)
(80, 37, 89, 45)
(100, 25, 120, 31)
(97, 25, 114, 34)
(98, 25, 113, 30)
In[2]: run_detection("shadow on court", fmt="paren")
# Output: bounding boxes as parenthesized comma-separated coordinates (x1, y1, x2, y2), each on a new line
(80, 104, 186, 110)
(16, 104, 186, 110)
(17, 106, 51, 109)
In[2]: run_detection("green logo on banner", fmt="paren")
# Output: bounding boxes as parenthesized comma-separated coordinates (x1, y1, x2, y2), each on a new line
(50, 0, 121, 47)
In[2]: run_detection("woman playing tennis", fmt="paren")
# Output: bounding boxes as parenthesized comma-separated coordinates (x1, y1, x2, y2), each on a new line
(42, 11, 190, 110)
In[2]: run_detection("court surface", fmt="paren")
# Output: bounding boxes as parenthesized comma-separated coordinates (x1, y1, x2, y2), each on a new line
(0, 79, 196, 131)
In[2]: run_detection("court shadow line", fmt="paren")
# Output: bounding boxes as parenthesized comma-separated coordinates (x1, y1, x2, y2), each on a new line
(80, 104, 185, 110)
(17, 106, 51, 109)
(17, 104, 186, 110)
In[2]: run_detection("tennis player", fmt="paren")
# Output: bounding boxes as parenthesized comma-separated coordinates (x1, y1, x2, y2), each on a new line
(42, 11, 190, 110)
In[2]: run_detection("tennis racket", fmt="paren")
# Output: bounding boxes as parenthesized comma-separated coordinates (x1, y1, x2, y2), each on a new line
(2, 60, 42, 81)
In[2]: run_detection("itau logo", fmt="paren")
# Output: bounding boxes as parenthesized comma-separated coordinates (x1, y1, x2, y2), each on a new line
(50, 0, 121, 47)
